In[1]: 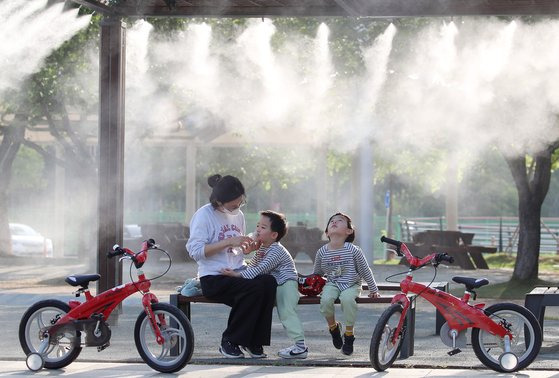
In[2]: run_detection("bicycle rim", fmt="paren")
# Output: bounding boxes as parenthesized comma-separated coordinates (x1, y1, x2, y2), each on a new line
(472, 303, 541, 371)
(370, 304, 404, 371)
(135, 307, 191, 371)
(21, 303, 80, 367)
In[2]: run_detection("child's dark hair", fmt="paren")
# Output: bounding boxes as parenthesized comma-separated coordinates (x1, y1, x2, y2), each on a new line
(260, 210, 288, 242)
(325, 212, 355, 243)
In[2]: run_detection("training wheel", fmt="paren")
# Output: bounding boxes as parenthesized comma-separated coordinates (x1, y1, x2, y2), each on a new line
(26, 352, 44, 371)
(499, 351, 518, 372)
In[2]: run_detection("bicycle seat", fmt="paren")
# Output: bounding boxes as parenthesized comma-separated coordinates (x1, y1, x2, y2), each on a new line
(65, 274, 101, 288)
(452, 276, 489, 291)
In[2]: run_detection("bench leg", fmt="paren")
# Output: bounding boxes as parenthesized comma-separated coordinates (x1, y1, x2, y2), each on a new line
(435, 310, 444, 335)
(468, 251, 489, 269)
(399, 300, 416, 359)
(170, 294, 193, 357)
(524, 295, 545, 340)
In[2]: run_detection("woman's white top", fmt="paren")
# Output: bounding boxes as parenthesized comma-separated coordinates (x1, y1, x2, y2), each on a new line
(186, 203, 246, 277)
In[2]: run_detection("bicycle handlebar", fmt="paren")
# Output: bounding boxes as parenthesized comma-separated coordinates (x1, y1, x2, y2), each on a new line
(107, 238, 158, 269)
(380, 236, 454, 268)
(380, 236, 403, 256)
(107, 244, 124, 258)
(435, 252, 455, 264)
(380, 235, 401, 247)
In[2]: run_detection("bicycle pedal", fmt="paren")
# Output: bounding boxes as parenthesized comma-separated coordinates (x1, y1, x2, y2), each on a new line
(97, 342, 110, 352)
(447, 348, 462, 356)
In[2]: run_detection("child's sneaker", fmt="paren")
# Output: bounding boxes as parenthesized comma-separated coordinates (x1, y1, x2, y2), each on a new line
(219, 340, 245, 358)
(342, 334, 355, 355)
(329, 322, 343, 349)
(241, 345, 267, 358)
(278, 344, 308, 359)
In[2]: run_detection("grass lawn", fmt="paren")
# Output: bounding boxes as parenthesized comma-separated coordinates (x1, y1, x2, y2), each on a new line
(374, 252, 559, 299)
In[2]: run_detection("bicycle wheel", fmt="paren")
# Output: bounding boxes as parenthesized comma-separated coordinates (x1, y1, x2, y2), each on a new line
(134, 303, 194, 373)
(19, 299, 82, 369)
(471, 302, 542, 372)
(370, 303, 405, 371)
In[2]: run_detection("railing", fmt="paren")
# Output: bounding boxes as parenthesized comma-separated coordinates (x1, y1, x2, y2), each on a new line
(400, 216, 559, 254)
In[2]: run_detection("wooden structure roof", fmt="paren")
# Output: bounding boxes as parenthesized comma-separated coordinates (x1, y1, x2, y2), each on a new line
(72, 0, 559, 18)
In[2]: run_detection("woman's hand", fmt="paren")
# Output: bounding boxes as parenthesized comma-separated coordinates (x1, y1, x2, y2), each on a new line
(242, 239, 262, 254)
(368, 290, 381, 298)
(221, 268, 241, 277)
(228, 235, 252, 247)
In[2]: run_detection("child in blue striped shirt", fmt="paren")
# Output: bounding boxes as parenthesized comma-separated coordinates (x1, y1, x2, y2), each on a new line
(221, 210, 308, 359)
(313, 212, 380, 356)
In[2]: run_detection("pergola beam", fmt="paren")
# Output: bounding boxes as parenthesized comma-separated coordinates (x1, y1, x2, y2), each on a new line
(71, 0, 559, 17)
(71, 0, 121, 16)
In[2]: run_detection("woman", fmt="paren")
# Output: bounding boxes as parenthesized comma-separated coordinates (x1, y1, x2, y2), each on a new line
(186, 174, 277, 359)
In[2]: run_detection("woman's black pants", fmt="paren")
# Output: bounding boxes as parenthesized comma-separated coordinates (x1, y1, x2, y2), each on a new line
(200, 274, 277, 347)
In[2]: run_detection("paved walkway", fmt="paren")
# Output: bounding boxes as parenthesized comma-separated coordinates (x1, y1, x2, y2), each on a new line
(1, 360, 558, 377)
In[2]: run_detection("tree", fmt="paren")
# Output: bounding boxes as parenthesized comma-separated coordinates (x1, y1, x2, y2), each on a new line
(0, 112, 25, 255)
(0, 8, 100, 260)
(504, 141, 559, 280)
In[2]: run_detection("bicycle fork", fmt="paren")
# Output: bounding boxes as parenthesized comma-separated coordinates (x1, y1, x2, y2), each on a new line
(142, 293, 165, 345)
(390, 293, 411, 345)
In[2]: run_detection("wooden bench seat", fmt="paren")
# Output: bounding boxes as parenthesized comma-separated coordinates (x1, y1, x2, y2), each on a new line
(170, 291, 417, 359)
(524, 286, 559, 339)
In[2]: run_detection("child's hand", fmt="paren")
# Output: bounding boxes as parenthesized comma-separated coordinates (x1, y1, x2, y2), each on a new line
(220, 268, 241, 277)
(368, 291, 381, 299)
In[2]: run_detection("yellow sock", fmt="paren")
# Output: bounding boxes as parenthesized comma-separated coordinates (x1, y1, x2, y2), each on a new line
(329, 323, 338, 331)
(345, 329, 354, 336)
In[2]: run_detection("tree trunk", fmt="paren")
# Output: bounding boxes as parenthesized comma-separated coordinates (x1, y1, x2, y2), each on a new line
(504, 152, 552, 280)
(0, 118, 25, 256)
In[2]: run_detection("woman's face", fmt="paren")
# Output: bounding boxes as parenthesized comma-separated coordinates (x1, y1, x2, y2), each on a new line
(220, 195, 246, 214)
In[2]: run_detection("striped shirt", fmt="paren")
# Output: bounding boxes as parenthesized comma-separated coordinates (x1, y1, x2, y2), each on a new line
(313, 242, 378, 292)
(241, 242, 298, 285)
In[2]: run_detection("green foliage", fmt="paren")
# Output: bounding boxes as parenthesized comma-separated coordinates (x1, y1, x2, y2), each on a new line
(197, 145, 316, 192)
(28, 14, 100, 115)
(552, 147, 559, 171)
(10, 146, 47, 191)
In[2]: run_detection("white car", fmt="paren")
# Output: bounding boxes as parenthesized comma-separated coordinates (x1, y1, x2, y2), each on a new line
(9, 223, 54, 258)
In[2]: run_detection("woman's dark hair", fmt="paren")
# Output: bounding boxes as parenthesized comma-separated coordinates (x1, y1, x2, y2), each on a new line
(325, 212, 355, 243)
(208, 174, 245, 208)
(260, 210, 288, 242)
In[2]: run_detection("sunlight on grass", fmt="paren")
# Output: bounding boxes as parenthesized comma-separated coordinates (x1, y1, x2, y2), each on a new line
(476, 278, 558, 299)
(485, 252, 559, 272)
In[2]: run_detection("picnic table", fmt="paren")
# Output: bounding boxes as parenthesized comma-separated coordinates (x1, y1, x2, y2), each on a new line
(404, 230, 497, 270)
(281, 225, 325, 263)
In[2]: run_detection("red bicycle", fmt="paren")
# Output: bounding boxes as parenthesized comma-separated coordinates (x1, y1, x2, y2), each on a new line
(19, 239, 194, 373)
(370, 236, 542, 373)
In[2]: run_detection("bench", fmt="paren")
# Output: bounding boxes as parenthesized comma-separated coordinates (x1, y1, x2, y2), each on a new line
(170, 289, 418, 359)
(524, 286, 559, 338)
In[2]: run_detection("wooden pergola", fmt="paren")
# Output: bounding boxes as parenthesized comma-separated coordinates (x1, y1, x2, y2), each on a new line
(70, 0, 559, 293)
(73, 0, 559, 17)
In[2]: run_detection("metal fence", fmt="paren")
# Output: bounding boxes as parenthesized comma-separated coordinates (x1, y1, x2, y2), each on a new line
(399, 216, 559, 254)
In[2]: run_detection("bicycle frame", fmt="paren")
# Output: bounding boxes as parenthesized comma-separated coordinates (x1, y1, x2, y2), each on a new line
(47, 241, 166, 345)
(389, 242, 512, 344)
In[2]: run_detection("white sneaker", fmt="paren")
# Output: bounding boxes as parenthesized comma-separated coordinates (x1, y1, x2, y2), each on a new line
(278, 344, 308, 359)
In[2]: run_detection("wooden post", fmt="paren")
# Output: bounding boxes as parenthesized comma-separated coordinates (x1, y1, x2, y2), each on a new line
(97, 17, 126, 300)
